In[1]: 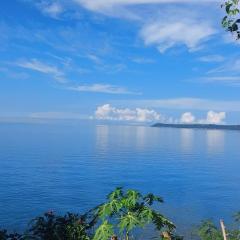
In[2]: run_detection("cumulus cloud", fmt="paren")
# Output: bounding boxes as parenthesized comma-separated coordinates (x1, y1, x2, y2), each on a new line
(180, 112, 196, 123)
(95, 104, 162, 122)
(180, 111, 226, 124)
(95, 105, 227, 124)
(203, 111, 226, 124)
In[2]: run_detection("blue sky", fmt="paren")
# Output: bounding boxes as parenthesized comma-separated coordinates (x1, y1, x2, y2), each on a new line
(1, 0, 240, 124)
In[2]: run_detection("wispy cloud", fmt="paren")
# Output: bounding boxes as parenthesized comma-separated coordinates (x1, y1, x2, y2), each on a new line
(34, 0, 64, 19)
(30, 111, 87, 120)
(76, 0, 218, 12)
(85, 54, 126, 73)
(208, 58, 240, 74)
(21, 0, 220, 55)
(115, 98, 240, 112)
(86, 54, 102, 64)
(198, 54, 225, 63)
(201, 76, 240, 84)
(16, 59, 65, 82)
(140, 19, 216, 53)
(68, 84, 140, 95)
(74, 0, 218, 53)
(131, 57, 155, 64)
(200, 58, 240, 86)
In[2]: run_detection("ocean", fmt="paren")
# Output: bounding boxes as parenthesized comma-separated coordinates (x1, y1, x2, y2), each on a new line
(0, 121, 240, 236)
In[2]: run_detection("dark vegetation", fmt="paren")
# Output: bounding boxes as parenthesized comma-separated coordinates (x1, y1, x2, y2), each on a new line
(1, 188, 240, 240)
(222, 0, 240, 39)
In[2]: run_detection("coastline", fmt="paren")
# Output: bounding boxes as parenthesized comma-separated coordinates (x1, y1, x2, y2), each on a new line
(152, 123, 240, 131)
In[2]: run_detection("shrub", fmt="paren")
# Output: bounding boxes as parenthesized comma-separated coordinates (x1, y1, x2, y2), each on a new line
(93, 187, 176, 240)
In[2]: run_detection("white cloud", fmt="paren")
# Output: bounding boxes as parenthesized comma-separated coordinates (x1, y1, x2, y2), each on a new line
(180, 111, 226, 124)
(206, 111, 226, 124)
(75, 0, 218, 12)
(86, 54, 102, 64)
(203, 58, 240, 85)
(75, 0, 218, 53)
(140, 19, 216, 53)
(35, 1, 64, 18)
(180, 112, 195, 123)
(95, 105, 227, 124)
(95, 104, 162, 122)
(68, 84, 139, 95)
(201, 76, 240, 84)
(24, 0, 219, 54)
(16, 59, 65, 82)
(203, 76, 240, 81)
(199, 111, 226, 124)
(208, 59, 240, 75)
(198, 54, 225, 63)
(131, 57, 155, 64)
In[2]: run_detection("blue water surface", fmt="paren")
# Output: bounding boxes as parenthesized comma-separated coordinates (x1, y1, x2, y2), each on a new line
(0, 121, 240, 236)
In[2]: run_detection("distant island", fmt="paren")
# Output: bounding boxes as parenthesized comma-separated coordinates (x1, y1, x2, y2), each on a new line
(152, 123, 240, 130)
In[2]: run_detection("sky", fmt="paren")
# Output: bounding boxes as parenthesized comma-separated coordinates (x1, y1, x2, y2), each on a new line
(1, 0, 240, 124)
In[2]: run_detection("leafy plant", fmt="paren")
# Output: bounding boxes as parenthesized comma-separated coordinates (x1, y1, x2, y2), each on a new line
(93, 187, 175, 240)
(198, 221, 223, 240)
(197, 218, 240, 240)
(2, 188, 240, 240)
(26, 211, 96, 240)
(0, 229, 23, 240)
(222, 0, 240, 38)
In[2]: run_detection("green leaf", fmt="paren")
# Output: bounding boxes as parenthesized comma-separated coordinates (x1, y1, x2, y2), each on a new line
(97, 199, 122, 220)
(118, 212, 142, 233)
(226, 3, 233, 14)
(138, 207, 153, 223)
(198, 221, 222, 240)
(234, 211, 240, 222)
(232, 22, 238, 31)
(108, 187, 123, 201)
(143, 193, 164, 205)
(122, 190, 141, 208)
(93, 221, 114, 240)
(233, 0, 240, 5)
(98, 203, 114, 219)
(152, 212, 175, 231)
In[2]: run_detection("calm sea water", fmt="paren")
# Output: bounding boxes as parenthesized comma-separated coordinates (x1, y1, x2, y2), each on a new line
(0, 121, 240, 236)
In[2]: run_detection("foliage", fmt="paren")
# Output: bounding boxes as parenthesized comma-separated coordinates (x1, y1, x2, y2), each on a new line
(1, 187, 240, 240)
(222, 0, 240, 38)
(0, 211, 97, 240)
(93, 187, 176, 240)
(198, 221, 223, 240)
(197, 216, 240, 240)
(0, 229, 23, 240)
(27, 211, 96, 240)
